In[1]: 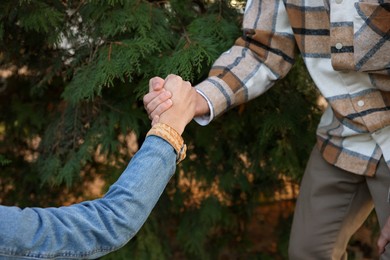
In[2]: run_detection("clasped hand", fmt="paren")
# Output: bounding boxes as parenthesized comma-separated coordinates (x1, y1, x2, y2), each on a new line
(143, 74, 197, 135)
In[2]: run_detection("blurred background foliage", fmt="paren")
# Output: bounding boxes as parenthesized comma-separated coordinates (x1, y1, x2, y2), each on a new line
(0, 0, 336, 259)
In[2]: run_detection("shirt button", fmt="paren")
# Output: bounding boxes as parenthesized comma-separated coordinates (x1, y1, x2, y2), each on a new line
(335, 43, 343, 50)
(357, 100, 365, 107)
(335, 0, 343, 4)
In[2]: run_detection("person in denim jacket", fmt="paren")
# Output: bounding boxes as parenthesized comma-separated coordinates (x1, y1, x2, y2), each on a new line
(0, 75, 196, 260)
(144, 1, 390, 259)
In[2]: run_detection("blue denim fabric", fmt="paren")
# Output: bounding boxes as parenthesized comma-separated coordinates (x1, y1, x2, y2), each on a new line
(0, 136, 176, 259)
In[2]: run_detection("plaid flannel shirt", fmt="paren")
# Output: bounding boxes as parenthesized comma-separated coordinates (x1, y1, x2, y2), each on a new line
(195, 0, 390, 176)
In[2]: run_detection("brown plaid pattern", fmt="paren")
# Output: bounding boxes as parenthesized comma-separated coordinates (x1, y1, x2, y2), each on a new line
(195, 0, 390, 176)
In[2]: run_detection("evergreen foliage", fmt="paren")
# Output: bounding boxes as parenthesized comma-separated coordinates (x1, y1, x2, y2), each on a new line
(0, 0, 321, 258)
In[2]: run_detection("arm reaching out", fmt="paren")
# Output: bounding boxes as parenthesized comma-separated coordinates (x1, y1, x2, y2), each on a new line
(0, 75, 197, 259)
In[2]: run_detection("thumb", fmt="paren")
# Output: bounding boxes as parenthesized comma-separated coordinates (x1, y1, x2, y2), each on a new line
(149, 77, 165, 92)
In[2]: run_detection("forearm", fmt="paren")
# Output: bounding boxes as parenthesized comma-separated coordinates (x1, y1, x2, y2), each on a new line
(0, 136, 176, 260)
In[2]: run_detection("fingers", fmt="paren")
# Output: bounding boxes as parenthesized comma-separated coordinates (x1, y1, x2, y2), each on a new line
(162, 75, 179, 92)
(143, 80, 172, 119)
(144, 76, 172, 120)
(377, 236, 388, 255)
(164, 74, 191, 92)
(149, 77, 164, 92)
(378, 232, 389, 255)
(378, 217, 390, 255)
(143, 88, 171, 110)
(143, 90, 173, 120)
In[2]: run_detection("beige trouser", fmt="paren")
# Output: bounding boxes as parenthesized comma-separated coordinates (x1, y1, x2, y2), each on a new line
(289, 146, 390, 260)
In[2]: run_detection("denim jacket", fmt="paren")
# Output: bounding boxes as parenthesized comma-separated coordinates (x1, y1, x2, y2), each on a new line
(0, 136, 176, 259)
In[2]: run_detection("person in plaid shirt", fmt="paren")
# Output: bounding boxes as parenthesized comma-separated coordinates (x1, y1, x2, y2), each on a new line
(144, 0, 390, 258)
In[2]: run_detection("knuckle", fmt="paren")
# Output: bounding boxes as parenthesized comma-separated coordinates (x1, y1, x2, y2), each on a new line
(160, 91, 169, 99)
(167, 74, 181, 81)
(163, 101, 171, 110)
(143, 95, 149, 105)
(150, 111, 156, 119)
(146, 102, 154, 113)
(157, 104, 167, 114)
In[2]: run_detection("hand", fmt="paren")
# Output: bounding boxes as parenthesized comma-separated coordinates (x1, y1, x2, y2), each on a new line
(378, 215, 390, 255)
(157, 75, 197, 135)
(143, 77, 173, 125)
(143, 76, 210, 122)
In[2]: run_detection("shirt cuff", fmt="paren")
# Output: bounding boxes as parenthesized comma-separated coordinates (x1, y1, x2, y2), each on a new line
(146, 123, 187, 164)
(193, 89, 214, 126)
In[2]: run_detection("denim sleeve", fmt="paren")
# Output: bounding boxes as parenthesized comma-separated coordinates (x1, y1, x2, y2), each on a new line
(0, 136, 176, 260)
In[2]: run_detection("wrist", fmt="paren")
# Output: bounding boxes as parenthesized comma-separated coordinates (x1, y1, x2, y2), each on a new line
(159, 115, 186, 135)
(146, 123, 187, 164)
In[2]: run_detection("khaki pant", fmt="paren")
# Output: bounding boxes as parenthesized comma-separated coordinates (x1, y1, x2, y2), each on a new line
(289, 146, 390, 260)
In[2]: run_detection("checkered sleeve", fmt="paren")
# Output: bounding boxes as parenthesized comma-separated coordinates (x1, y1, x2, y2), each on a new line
(195, 0, 297, 122)
(353, 2, 390, 76)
